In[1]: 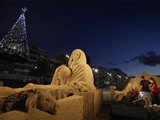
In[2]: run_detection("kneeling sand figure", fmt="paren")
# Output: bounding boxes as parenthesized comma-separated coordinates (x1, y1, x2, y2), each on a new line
(0, 49, 96, 114)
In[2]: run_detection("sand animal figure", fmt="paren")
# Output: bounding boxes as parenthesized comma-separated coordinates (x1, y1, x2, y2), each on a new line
(112, 75, 158, 105)
(111, 76, 142, 102)
(0, 89, 56, 115)
(25, 88, 56, 114)
(51, 49, 96, 94)
(0, 89, 35, 113)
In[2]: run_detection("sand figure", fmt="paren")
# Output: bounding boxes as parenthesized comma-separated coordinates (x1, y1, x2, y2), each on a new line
(67, 49, 95, 92)
(25, 88, 56, 114)
(0, 89, 35, 113)
(51, 65, 71, 87)
(51, 49, 96, 93)
(0, 89, 56, 115)
(112, 75, 154, 104)
(111, 76, 142, 102)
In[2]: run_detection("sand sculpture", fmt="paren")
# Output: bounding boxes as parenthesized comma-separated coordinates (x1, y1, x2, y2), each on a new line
(112, 72, 160, 102)
(51, 49, 96, 93)
(0, 49, 96, 116)
(111, 76, 142, 101)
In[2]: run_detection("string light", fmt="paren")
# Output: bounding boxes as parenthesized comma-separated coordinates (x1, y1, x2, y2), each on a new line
(0, 7, 29, 57)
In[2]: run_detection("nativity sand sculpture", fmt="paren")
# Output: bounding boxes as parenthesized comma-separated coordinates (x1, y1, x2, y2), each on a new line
(0, 49, 96, 114)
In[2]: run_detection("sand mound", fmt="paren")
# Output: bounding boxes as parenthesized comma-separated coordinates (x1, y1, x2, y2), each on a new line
(28, 109, 54, 120)
(0, 87, 15, 97)
(0, 111, 28, 120)
(0, 109, 55, 120)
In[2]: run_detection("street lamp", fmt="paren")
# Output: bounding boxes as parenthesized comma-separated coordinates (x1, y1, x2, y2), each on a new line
(94, 68, 99, 73)
(65, 54, 69, 58)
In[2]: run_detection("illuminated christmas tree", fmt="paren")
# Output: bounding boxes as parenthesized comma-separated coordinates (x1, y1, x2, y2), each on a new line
(0, 7, 29, 57)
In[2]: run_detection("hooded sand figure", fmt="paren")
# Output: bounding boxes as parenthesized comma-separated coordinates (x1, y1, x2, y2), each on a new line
(67, 49, 95, 92)
(51, 49, 96, 93)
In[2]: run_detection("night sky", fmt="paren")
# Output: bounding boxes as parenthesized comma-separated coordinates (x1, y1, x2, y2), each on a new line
(1, 0, 160, 76)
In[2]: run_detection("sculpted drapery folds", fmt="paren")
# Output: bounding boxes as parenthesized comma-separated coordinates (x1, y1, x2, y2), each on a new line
(51, 49, 96, 93)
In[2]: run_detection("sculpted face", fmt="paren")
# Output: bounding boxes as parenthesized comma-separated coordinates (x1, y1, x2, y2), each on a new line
(68, 49, 87, 68)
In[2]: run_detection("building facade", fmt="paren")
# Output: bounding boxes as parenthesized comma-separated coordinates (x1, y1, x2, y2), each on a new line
(0, 8, 52, 87)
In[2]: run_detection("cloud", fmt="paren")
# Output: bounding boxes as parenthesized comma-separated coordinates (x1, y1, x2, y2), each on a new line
(124, 51, 160, 66)
(107, 51, 160, 67)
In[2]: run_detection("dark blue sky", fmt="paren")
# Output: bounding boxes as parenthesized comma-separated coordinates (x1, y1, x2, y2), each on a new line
(1, 0, 160, 76)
